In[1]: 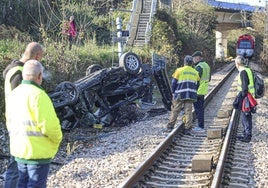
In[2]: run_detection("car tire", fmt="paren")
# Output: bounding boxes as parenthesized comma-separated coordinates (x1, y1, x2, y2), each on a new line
(119, 52, 141, 74)
(55, 81, 79, 106)
(86, 64, 104, 76)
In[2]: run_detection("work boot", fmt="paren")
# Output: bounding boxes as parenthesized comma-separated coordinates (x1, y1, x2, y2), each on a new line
(192, 126, 205, 132)
(236, 134, 245, 140)
(166, 123, 174, 129)
(184, 128, 191, 135)
(238, 136, 251, 143)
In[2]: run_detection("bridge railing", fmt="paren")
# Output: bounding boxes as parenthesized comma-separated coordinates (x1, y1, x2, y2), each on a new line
(126, 0, 137, 34)
(145, 0, 157, 44)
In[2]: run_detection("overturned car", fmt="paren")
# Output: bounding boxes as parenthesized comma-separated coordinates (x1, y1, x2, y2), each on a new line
(49, 52, 172, 130)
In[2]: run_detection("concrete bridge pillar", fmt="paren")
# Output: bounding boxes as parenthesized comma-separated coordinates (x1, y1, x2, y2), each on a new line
(215, 16, 241, 60)
(222, 31, 228, 58)
(215, 30, 228, 59)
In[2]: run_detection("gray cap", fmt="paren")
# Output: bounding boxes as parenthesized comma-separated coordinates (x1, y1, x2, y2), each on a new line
(184, 55, 193, 65)
(192, 51, 203, 57)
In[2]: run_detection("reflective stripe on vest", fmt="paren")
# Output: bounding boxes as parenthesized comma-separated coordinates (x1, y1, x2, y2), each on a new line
(237, 68, 255, 96)
(196, 62, 210, 95)
(173, 66, 199, 100)
(7, 118, 46, 137)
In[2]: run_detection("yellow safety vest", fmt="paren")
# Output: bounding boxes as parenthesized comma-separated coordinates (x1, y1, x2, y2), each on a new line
(172, 65, 200, 100)
(195, 61, 210, 95)
(6, 80, 62, 161)
(237, 68, 255, 96)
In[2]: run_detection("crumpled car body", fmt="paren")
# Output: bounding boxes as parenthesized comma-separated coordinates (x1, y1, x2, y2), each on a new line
(49, 52, 172, 130)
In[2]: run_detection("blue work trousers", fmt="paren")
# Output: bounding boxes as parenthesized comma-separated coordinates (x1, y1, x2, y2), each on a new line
(4, 156, 19, 188)
(193, 95, 205, 129)
(241, 111, 252, 138)
(17, 162, 50, 188)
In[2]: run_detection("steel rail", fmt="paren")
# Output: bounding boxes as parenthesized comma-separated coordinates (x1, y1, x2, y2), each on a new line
(119, 64, 236, 188)
(211, 108, 240, 187)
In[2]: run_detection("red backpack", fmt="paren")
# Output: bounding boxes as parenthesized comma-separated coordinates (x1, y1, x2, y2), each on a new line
(242, 93, 257, 113)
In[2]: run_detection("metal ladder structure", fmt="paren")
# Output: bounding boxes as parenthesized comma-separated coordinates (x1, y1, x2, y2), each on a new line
(127, 0, 158, 47)
(134, 0, 153, 46)
(109, 0, 154, 60)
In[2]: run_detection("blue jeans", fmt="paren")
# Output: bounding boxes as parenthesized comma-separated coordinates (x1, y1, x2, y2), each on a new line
(241, 111, 252, 138)
(4, 156, 19, 188)
(194, 95, 205, 128)
(17, 162, 50, 188)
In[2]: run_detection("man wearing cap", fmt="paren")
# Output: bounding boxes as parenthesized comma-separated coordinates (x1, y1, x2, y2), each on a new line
(166, 55, 200, 134)
(234, 55, 255, 142)
(192, 51, 211, 132)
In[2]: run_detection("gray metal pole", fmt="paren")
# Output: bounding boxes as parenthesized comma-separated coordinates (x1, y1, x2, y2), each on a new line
(116, 17, 123, 60)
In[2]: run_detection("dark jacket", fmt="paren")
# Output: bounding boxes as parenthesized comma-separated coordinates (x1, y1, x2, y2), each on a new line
(239, 70, 250, 98)
(3, 60, 24, 90)
(233, 69, 250, 110)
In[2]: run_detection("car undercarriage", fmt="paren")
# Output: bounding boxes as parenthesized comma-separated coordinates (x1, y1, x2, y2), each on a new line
(49, 52, 172, 130)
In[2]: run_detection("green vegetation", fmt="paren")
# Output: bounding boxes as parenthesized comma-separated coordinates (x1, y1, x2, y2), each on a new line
(0, 0, 267, 122)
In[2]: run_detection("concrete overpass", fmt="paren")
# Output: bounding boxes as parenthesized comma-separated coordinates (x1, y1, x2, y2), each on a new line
(126, 0, 263, 58)
(207, 0, 264, 59)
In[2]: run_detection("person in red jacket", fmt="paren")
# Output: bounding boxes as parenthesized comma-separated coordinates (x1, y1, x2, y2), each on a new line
(67, 15, 77, 50)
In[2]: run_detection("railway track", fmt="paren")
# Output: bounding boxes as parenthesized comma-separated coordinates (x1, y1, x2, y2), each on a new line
(2, 62, 265, 188)
(120, 62, 240, 187)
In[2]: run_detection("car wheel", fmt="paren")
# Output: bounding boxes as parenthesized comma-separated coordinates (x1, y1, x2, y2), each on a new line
(55, 81, 79, 106)
(86, 64, 104, 76)
(119, 52, 141, 74)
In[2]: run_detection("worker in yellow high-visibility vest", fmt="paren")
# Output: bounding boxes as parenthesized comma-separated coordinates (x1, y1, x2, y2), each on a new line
(235, 55, 255, 143)
(166, 55, 200, 135)
(2, 42, 43, 188)
(191, 51, 211, 132)
(5, 60, 62, 188)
